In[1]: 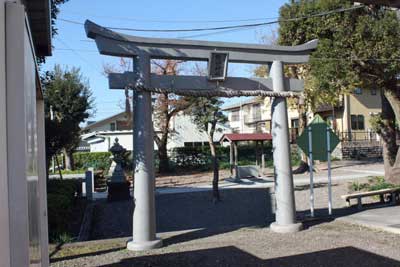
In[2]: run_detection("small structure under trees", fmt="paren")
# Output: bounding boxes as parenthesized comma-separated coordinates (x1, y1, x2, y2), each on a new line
(220, 133, 272, 180)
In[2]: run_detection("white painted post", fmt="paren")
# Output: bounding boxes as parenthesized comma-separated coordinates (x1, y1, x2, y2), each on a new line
(127, 54, 162, 251)
(85, 168, 94, 201)
(308, 126, 315, 218)
(270, 61, 302, 233)
(327, 126, 332, 215)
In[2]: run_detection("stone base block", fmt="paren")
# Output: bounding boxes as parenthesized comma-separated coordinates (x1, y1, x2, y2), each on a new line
(270, 222, 303, 233)
(107, 181, 131, 201)
(127, 238, 163, 251)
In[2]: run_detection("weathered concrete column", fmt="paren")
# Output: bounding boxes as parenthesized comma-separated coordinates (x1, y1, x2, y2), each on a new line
(270, 60, 302, 233)
(127, 54, 162, 251)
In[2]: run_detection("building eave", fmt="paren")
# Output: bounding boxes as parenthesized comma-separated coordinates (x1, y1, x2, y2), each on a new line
(82, 112, 127, 131)
(25, 0, 52, 56)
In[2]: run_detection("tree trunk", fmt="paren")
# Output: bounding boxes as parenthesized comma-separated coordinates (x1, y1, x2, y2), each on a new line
(381, 89, 400, 184)
(55, 155, 63, 180)
(158, 140, 170, 173)
(293, 102, 309, 174)
(64, 148, 72, 171)
(207, 129, 220, 202)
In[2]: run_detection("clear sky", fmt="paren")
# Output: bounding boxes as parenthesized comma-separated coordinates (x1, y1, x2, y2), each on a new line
(43, 0, 289, 122)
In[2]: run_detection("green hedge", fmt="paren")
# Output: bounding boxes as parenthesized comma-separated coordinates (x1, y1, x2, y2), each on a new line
(47, 179, 79, 241)
(73, 152, 112, 171)
(169, 143, 273, 171)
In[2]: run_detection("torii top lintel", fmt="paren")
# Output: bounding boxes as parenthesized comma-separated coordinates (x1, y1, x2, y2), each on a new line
(85, 20, 318, 64)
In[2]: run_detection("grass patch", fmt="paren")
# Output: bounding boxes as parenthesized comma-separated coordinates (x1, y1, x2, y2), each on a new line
(350, 176, 396, 193)
(59, 169, 86, 175)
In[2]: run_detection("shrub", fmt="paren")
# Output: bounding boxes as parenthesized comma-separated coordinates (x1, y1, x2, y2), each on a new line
(47, 179, 79, 241)
(73, 152, 112, 171)
(350, 176, 396, 192)
(168, 143, 274, 171)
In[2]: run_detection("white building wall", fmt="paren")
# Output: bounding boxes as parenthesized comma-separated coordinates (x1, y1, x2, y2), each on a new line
(84, 114, 232, 152)
(90, 124, 112, 132)
(225, 97, 299, 134)
(0, 2, 49, 266)
(0, 1, 11, 266)
(169, 115, 229, 148)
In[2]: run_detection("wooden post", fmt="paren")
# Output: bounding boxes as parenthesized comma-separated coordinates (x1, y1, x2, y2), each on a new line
(234, 141, 239, 180)
(229, 142, 234, 176)
(255, 141, 259, 166)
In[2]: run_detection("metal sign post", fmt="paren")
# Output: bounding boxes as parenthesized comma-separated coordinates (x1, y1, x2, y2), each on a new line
(308, 126, 315, 217)
(297, 115, 340, 218)
(327, 126, 333, 215)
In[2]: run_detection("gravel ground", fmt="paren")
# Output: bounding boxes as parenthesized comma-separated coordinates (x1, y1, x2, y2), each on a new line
(50, 221, 400, 267)
(48, 178, 400, 267)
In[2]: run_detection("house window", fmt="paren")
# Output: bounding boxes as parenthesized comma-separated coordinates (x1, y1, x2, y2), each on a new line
(110, 122, 116, 131)
(252, 104, 261, 121)
(354, 88, 362, 95)
(371, 89, 377, 95)
(351, 115, 365, 130)
(231, 110, 240, 121)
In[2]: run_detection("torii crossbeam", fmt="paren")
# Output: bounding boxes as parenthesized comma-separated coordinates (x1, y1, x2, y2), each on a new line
(85, 20, 318, 251)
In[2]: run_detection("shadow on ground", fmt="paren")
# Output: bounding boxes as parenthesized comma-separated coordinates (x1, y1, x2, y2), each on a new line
(97, 246, 399, 267)
(90, 188, 274, 241)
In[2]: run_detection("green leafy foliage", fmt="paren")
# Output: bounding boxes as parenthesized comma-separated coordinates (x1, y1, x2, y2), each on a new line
(47, 179, 79, 241)
(278, 1, 400, 110)
(350, 176, 396, 192)
(169, 143, 275, 171)
(73, 152, 112, 171)
(43, 65, 93, 166)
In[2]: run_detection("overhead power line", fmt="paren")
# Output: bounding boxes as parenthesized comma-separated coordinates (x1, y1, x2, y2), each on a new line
(53, 47, 400, 62)
(58, 5, 365, 33)
(63, 11, 281, 23)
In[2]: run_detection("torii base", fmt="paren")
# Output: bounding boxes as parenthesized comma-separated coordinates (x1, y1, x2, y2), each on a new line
(270, 222, 303, 233)
(127, 238, 163, 251)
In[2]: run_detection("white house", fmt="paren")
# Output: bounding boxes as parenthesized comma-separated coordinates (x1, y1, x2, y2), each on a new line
(81, 111, 232, 152)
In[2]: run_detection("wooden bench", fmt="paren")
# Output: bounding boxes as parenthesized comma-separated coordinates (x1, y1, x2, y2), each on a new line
(341, 188, 400, 210)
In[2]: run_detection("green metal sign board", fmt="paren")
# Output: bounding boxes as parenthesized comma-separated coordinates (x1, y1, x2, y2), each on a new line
(296, 115, 340, 161)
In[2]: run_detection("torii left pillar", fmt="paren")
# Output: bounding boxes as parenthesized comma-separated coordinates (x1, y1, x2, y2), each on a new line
(127, 54, 163, 251)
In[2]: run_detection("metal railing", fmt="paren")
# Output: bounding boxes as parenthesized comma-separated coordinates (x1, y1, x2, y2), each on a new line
(288, 129, 381, 144)
(337, 131, 380, 142)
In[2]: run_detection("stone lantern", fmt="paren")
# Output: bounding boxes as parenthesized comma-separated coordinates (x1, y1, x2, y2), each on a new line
(107, 138, 131, 201)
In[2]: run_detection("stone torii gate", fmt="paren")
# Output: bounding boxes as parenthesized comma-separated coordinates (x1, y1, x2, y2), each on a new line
(85, 20, 318, 251)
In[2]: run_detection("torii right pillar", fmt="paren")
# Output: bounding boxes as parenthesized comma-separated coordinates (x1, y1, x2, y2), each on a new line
(270, 60, 302, 233)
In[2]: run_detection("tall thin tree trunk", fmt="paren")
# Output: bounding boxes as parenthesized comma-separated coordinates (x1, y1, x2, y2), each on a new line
(55, 155, 63, 180)
(158, 141, 170, 173)
(64, 148, 72, 171)
(381, 90, 400, 184)
(293, 102, 309, 174)
(208, 133, 220, 202)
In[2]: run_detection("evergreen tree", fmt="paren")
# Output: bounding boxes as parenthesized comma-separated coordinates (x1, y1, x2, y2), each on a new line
(42, 65, 93, 173)
(279, 0, 400, 183)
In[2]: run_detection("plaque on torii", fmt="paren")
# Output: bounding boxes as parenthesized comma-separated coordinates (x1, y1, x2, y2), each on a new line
(85, 20, 318, 251)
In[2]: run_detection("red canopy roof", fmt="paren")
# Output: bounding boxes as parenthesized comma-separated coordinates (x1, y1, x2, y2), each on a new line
(220, 133, 272, 143)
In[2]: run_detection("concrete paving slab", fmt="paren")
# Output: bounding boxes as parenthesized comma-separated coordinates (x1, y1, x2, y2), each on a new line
(338, 206, 400, 234)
